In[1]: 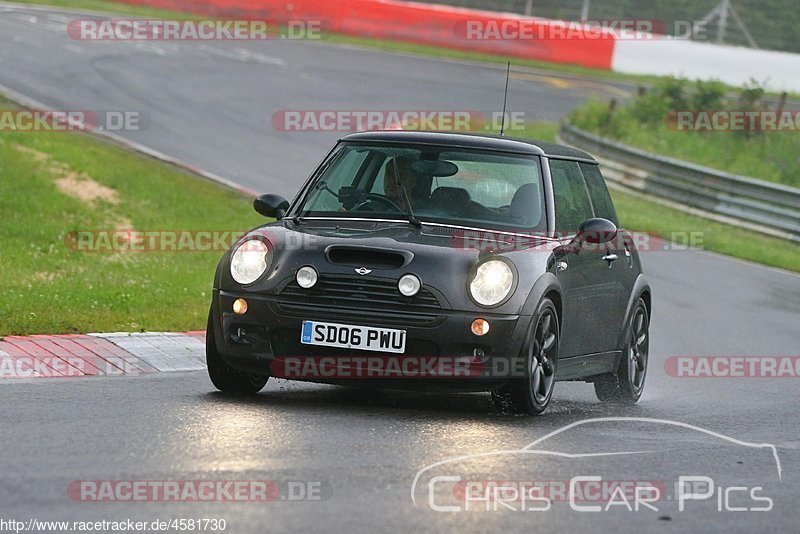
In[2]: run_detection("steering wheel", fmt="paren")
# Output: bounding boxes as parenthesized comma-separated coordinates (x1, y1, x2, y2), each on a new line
(351, 193, 404, 213)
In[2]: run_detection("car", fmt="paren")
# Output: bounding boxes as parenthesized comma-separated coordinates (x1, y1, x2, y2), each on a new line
(206, 130, 651, 415)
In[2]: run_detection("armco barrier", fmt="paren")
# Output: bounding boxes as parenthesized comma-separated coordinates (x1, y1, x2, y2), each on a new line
(558, 122, 800, 244)
(112, 0, 616, 69)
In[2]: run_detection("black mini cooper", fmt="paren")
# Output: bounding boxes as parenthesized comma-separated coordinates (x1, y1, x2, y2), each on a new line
(206, 131, 651, 415)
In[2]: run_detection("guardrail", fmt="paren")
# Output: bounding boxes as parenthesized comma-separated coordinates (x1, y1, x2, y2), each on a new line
(558, 122, 800, 244)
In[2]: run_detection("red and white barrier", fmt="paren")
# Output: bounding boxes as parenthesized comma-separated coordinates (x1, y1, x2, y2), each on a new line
(114, 0, 617, 69)
(108, 0, 800, 91)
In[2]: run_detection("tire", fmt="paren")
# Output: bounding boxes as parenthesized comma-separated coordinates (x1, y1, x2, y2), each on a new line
(492, 298, 559, 415)
(206, 310, 268, 394)
(594, 297, 649, 404)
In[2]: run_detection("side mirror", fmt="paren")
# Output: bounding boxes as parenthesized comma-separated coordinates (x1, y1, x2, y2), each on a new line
(253, 193, 290, 218)
(575, 217, 618, 245)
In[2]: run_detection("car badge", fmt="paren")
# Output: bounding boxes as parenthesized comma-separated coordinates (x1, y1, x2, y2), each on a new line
(354, 267, 372, 275)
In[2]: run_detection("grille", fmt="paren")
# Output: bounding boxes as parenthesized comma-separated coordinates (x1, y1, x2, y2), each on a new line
(278, 275, 442, 310)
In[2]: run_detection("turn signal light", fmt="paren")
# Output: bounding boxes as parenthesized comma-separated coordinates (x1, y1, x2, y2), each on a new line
(471, 318, 490, 336)
(233, 298, 248, 315)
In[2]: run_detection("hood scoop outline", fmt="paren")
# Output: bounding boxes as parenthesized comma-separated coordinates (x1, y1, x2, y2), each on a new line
(325, 245, 412, 270)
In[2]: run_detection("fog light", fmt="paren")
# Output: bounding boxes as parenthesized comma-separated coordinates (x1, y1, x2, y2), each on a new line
(296, 266, 318, 289)
(233, 298, 248, 315)
(471, 318, 490, 336)
(398, 274, 421, 297)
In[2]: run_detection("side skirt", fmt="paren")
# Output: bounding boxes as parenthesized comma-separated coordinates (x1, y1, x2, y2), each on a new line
(556, 351, 620, 381)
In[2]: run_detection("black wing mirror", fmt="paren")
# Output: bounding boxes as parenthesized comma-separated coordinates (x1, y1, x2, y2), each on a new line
(574, 217, 618, 245)
(254, 194, 290, 218)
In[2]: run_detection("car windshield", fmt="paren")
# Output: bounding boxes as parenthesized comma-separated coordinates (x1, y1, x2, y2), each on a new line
(295, 143, 546, 232)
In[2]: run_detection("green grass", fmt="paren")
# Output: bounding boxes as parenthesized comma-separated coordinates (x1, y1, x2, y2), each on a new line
(505, 122, 560, 143)
(0, 96, 265, 335)
(571, 101, 800, 188)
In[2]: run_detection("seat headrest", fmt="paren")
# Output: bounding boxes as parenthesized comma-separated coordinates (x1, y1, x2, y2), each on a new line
(430, 187, 470, 205)
(510, 183, 542, 226)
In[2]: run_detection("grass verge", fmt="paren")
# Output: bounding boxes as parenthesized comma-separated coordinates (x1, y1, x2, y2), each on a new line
(569, 79, 800, 188)
(0, 94, 264, 335)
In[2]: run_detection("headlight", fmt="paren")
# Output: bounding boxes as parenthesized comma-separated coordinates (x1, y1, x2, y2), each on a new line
(230, 239, 270, 285)
(469, 259, 515, 307)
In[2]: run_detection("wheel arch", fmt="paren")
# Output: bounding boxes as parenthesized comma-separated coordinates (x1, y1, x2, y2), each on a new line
(616, 274, 652, 353)
(519, 272, 562, 324)
(544, 289, 562, 334)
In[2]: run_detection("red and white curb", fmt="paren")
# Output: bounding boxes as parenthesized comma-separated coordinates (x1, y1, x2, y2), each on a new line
(0, 332, 207, 379)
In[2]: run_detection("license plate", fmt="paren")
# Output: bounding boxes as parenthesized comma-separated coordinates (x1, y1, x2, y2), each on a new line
(301, 320, 406, 354)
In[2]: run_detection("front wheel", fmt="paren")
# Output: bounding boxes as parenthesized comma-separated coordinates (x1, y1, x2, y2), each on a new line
(492, 299, 559, 415)
(206, 310, 268, 394)
(594, 297, 649, 403)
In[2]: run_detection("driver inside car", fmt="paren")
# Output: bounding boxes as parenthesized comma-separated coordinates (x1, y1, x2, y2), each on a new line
(383, 157, 417, 210)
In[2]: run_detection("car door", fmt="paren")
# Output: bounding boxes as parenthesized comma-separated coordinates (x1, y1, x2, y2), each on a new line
(579, 162, 635, 334)
(549, 159, 620, 357)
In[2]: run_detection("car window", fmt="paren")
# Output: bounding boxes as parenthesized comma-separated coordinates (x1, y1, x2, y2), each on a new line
(300, 148, 370, 212)
(296, 144, 546, 233)
(550, 159, 594, 236)
(580, 163, 618, 226)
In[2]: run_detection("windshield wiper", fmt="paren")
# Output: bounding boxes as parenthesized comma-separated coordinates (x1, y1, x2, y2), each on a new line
(392, 158, 422, 228)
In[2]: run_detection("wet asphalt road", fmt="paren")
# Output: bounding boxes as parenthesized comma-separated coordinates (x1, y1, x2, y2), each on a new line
(1, 3, 799, 533)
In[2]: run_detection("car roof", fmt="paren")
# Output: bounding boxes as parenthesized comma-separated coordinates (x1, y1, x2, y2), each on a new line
(340, 130, 596, 162)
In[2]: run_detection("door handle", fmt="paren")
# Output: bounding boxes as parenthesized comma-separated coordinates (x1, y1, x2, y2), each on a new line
(602, 253, 619, 262)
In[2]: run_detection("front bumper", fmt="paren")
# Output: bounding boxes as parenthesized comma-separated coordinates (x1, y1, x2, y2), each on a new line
(210, 289, 533, 391)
